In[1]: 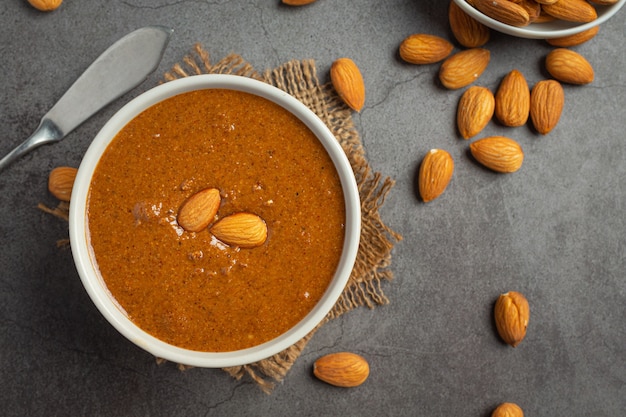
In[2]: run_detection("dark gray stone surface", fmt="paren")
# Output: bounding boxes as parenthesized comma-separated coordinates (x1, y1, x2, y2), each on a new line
(1, 1, 624, 416)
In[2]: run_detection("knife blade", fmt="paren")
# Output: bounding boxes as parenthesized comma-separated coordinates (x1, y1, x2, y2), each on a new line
(0, 25, 173, 172)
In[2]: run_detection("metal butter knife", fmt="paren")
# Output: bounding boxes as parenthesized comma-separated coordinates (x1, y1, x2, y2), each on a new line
(0, 25, 173, 172)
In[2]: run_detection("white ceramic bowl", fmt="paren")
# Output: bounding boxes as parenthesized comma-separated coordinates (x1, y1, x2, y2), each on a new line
(453, 0, 625, 39)
(69, 74, 361, 368)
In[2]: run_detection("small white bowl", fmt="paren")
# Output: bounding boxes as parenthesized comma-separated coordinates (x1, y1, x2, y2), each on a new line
(453, 0, 625, 39)
(69, 74, 361, 368)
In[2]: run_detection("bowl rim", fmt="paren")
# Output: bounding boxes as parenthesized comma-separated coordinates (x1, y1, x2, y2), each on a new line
(69, 74, 361, 368)
(452, 0, 625, 39)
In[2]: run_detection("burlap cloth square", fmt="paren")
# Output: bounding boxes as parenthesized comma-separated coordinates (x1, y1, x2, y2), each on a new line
(42, 44, 401, 393)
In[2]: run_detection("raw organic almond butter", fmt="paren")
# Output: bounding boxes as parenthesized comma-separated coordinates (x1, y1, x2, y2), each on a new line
(418, 149, 455, 202)
(28, 0, 62, 11)
(542, 0, 598, 23)
(472, 0, 531, 27)
(449, 1, 491, 48)
(439, 48, 490, 90)
(545, 48, 594, 85)
(492, 402, 525, 417)
(494, 291, 530, 347)
(530, 79, 564, 134)
(495, 69, 530, 127)
(48, 166, 77, 202)
(210, 212, 268, 248)
(330, 58, 366, 112)
(546, 25, 599, 47)
(177, 188, 221, 233)
(469, 136, 524, 173)
(399, 34, 454, 65)
(457, 86, 495, 139)
(313, 352, 369, 388)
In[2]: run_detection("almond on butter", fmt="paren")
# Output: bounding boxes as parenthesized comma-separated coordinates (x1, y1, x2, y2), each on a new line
(546, 26, 599, 47)
(494, 291, 530, 347)
(449, 1, 491, 48)
(330, 58, 366, 112)
(177, 188, 221, 233)
(472, 0, 531, 27)
(530, 79, 565, 134)
(492, 402, 525, 417)
(313, 352, 369, 388)
(418, 149, 455, 202)
(542, 0, 598, 22)
(439, 48, 490, 90)
(210, 212, 268, 248)
(48, 166, 77, 202)
(469, 136, 524, 173)
(545, 48, 594, 85)
(495, 69, 530, 127)
(457, 86, 495, 139)
(399, 34, 454, 65)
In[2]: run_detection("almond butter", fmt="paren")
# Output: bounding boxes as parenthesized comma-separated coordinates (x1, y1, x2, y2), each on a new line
(472, 0, 531, 27)
(439, 48, 490, 90)
(542, 0, 598, 23)
(177, 188, 221, 233)
(449, 1, 491, 48)
(530, 79, 565, 134)
(495, 69, 530, 127)
(469, 136, 524, 173)
(492, 402, 525, 417)
(210, 212, 268, 248)
(28, 0, 62, 11)
(546, 26, 599, 47)
(457, 86, 495, 139)
(399, 34, 454, 65)
(330, 58, 366, 112)
(48, 166, 77, 202)
(545, 48, 594, 85)
(418, 149, 455, 202)
(494, 291, 530, 347)
(313, 352, 369, 388)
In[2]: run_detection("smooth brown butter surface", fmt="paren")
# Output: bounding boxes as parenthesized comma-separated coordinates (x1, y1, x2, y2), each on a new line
(87, 89, 346, 352)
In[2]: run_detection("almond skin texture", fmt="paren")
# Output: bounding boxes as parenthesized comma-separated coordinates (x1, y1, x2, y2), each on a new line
(418, 149, 455, 202)
(492, 402, 525, 417)
(449, 1, 491, 48)
(330, 58, 366, 112)
(473, 0, 531, 27)
(494, 291, 530, 347)
(439, 48, 490, 90)
(530, 79, 565, 134)
(28, 0, 62, 11)
(545, 48, 594, 85)
(542, 0, 598, 23)
(457, 86, 495, 139)
(48, 166, 77, 202)
(313, 352, 370, 388)
(399, 34, 454, 65)
(469, 136, 524, 173)
(546, 26, 599, 47)
(210, 212, 268, 248)
(495, 69, 530, 127)
(177, 188, 221, 233)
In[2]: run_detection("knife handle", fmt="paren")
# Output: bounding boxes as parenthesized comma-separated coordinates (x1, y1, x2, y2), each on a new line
(0, 119, 63, 173)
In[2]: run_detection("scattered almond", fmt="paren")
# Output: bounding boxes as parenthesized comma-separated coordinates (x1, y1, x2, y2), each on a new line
(210, 212, 268, 248)
(28, 0, 62, 11)
(439, 48, 490, 90)
(177, 188, 221, 233)
(494, 291, 530, 347)
(457, 86, 495, 139)
(530, 79, 564, 134)
(418, 149, 455, 202)
(545, 48, 594, 85)
(330, 58, 366, 112)
(313, 352, 370, 388)
(472, 0, 531, 27)
(48, 166, 77, 202)
(495, 69, 530, 127)
(448, 1, 491, 48)
(542, 0, 598, 22)
(469, 136, 524, 173)
(399, 34, 454, 65)
(546, 26, 599, 47)
(492, 402, 525, 417)
(282, 0, 317, 5)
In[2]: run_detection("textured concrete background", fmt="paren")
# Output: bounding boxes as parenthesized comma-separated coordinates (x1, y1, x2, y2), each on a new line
(1, 1, 625, 416)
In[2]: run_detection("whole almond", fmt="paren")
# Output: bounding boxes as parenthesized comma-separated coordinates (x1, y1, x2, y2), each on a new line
(588, 0, 618, 4)
(542, 0, 598, 22)
(313, 352, 369, 388)
(472, 0, 531, 27)
(535, 0, 559, 4)
(330, 58, 366, 112)
(492, 402, 524, 417)
(517, 0, 541, 22)
(28, 0, 63, 11)
(210, 212, 268, 248)
(449, 1, 491, 48)
(545, 48, 594, 85)
(457, 86, 495, 139)
(48, 166, 77, 202)
(530, 79, 564, 134)
(177, 188, 221, 233)
(282, 0, 317, 5)
(494, 291, 530, 347)
(495, 69, 530, 127)
(418, 149, 455, 202)
(439, 48, 490, 90)
(469, 136, 524, 173)
(399, 34, 454, 65)
(546, 26, 599, 47)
